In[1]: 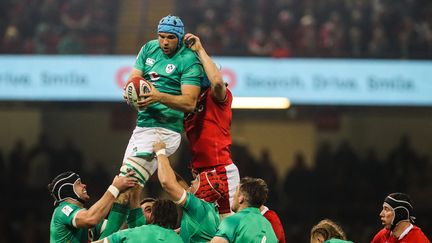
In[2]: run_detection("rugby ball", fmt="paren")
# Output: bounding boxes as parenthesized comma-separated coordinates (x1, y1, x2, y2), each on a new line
(125, 76, 152, 111)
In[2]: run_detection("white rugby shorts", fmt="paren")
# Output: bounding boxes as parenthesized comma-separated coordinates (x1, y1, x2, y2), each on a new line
(122, 126, 181, 175)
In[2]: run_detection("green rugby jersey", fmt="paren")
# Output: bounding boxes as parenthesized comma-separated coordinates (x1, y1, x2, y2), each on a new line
(324, 239, 354, 243)
(107, 224, 183, 243)
(215, 207, 278, 243)
(134, 40, 204, 133)
(180, 192, 220, 242)
(49, 201, 104, 243)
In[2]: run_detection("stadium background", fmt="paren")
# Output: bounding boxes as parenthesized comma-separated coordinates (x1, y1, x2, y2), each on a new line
(0, 0, 431, 242)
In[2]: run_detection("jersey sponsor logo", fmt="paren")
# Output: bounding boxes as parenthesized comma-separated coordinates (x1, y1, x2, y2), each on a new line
(61, 205, 74, 216)
(145, 58, 155, 66)
(148, 72, 160, 81)
(165, 64, 176, 74)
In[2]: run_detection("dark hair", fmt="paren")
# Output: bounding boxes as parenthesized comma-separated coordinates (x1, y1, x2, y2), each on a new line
(239, 177, 268, 208)
(150, 199, 178, 229)
(311, 219, 347, 241)
(140, 197, 156, 205)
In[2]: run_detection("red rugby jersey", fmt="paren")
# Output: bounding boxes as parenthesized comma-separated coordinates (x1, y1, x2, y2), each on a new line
(371, 225, 430, 243)
(261, 206, 286, 243)
(184, 88, 233, 169)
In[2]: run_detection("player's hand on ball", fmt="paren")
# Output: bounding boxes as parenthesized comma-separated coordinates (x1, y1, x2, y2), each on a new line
(153, 141, 166, 153)
(138, 82, 160, 108)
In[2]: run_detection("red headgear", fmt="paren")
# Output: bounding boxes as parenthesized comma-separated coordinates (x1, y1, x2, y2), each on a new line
(194, 170, 227, 203)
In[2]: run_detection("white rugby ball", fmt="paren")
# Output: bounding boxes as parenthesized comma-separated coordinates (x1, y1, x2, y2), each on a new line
(125, 76, 152, 111)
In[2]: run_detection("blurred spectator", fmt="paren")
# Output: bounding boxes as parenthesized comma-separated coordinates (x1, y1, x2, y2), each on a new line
(257, 148, 278, 197)
(27, 133, 55, 190)
(386, 135, 419, 192)
(270, 30, 292, 58)
(0, 148, 4, 185)
(248, 27, 272, 56)
(57, 30, 85, 54)
(54, 138, 84, 176)
(60, 0, 91, 32)
(2, 0, 431, 58)
(8, 139, 28, 189)
(31, 23, 60, 54)
(177, 0, 432, 59)
(1, 0, 117, 54)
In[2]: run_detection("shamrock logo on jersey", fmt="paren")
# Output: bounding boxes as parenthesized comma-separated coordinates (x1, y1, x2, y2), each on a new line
(165, 64, 176, 74)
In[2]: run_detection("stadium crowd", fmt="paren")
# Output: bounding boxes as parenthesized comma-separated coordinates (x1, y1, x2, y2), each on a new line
(0, 0, 118, 54)
(1, 0, 432, 58)
(177, 0, 432, 59)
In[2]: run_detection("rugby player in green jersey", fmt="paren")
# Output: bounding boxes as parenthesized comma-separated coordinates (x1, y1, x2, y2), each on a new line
(210, 177, 278, 243)
(92, 199, 182, 243)
(119, 15, 204, 190)
(48, 171, 137, 243)
(154, 141, 227, 243)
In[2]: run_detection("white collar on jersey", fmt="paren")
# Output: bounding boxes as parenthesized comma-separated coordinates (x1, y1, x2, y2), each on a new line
(397, 223, 413, 240)
(260, 206, 269, 215)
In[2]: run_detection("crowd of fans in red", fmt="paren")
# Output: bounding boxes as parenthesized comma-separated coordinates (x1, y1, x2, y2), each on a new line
(178, 0, 432, 59)
(1, 0, 431, 59)
(0, 0, 118, 54)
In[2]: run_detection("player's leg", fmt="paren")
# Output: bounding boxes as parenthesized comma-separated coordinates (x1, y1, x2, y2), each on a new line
(120, 126, 181, 186)
(215, 163, 240, 219)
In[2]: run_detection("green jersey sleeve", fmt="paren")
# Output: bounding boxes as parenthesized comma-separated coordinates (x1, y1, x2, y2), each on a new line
(50, 202, 88, 243)
(181, 63, 204, 86)
(57, 203, 83, 227)
(134, 45, 148, 71)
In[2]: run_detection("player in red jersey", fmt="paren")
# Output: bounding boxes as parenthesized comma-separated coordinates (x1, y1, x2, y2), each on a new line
(260, 205, 286, 243)
(371, 192, 430, 243)
(183, 33, 240, 217)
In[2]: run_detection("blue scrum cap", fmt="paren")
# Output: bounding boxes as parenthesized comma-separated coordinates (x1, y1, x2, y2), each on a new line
(157, 15, 185, 47)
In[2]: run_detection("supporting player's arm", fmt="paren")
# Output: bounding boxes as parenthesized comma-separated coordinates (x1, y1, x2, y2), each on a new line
(209, 237, 229, 243)
(92, 239, 110, 243)
(185, 33, 226, 102)
(75, 172, 137, 228)
(153, 141, 188, 206)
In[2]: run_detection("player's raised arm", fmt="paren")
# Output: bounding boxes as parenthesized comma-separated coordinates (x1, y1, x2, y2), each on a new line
(75, 172, 137, 228)
(153, 141, 188, 205)
(185, 33, 226, 102)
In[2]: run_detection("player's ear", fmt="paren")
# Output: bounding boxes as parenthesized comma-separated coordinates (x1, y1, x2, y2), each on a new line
(238, 192, 245, 204)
